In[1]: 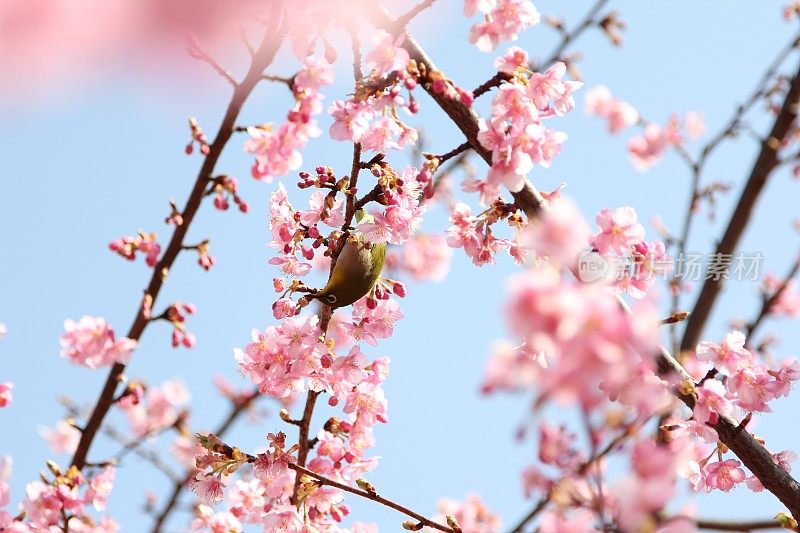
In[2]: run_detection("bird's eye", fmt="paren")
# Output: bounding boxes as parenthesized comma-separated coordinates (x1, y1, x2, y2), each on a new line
(325, 294, 338, 304)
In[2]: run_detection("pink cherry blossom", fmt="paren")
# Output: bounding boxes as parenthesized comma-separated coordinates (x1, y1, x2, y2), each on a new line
(481, 340, 547, 393)
(0, 382, 12, 408)
(191, 504, 242, 533)
(538, 422, 580, 469)
(527, 62, 583, 116)
(540, 509, 598, 532)
(683, 111, 706, 139)
(245, 57, 329, 183)
(329, 99, 372, 142)
(728, 366, 782, 412)
(590, 206, 646, 256)
(584, 85, 639, 134)
(462, 176, 502, 205)
(504, 266, 660, 407)
(522, 197, 591, 267)
(771, 357, 800, 397)
(191, 476, 226, 506)
(120, 379, 190, 437)
(627, 120, 682, 171)
(85, 467, 115, 512)
(704, 459, 746, 492)
(692, 379, 735, 424)
(477, 74, 574, 193)
(41, 420, 81, 454)
(762, 272, 800, 317)
(616, 439, 679, 530)
(109, 232, 161, 267)
(365, 30, 410, 76)
(464, 0, 497, 17)
(60, 316, 137, 369)
(494, 45, 529, 73)
(387, 233, 452, 282)
(695, 331, 752, 374)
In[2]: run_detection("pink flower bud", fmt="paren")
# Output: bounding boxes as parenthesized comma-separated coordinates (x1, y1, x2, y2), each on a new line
(393, 281, 407, 297)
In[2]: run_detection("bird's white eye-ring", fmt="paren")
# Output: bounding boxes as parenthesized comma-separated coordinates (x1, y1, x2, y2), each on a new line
(324, 294, 337, 304)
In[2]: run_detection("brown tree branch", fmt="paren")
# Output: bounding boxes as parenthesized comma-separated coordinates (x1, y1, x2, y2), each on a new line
(290, 464, 456, 533)
(70, 6, 286, 471)
(680, 59, 800, 354)
(654, 344, 800, 519)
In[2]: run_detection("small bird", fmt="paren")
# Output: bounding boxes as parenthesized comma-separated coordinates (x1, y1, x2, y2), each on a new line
(310, 213, 387, 309)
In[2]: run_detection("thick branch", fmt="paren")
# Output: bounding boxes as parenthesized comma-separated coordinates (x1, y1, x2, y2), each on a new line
(70, 10, 285, 470)
(540, 0, 611, 68)
(680, 59, 800, 354)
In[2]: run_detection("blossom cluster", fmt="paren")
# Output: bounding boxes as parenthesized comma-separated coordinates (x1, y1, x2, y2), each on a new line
(119, 379, 191, 438)
(465, 0, 541, 52)
(446, 201, 527, 266)
(477, 60, 579, 196)
(108, 232, 161, 267)
(0, 458, 118, 533)
(188, 309, 393, 531)
(328, 37, 419, 152)
(245, 56, 333, 183)
(60, 316, 137, 369)
(588, 206, 672, 298)
(691, 331, 799, 422)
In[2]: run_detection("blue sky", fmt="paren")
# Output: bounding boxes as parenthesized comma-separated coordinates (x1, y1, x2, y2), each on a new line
(2, 1, 800, 530)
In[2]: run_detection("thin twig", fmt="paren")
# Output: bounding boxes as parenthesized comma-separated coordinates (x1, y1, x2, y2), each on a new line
(510, 419, 646, 532)
(367, 8, 800, 520)
(291, 25, 368, 505)
(149, 390, 260, 533)
(693, 517, 782, 531)
(680, 57, 800, 354)
(290, 464, 455, 533)
(431, 141, 471, 165)
(70, 3, 286, 472)
(745, 250, 800, 340)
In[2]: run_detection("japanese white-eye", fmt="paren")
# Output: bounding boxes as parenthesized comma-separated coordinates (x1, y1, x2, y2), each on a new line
(310, 211, 387, 309)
